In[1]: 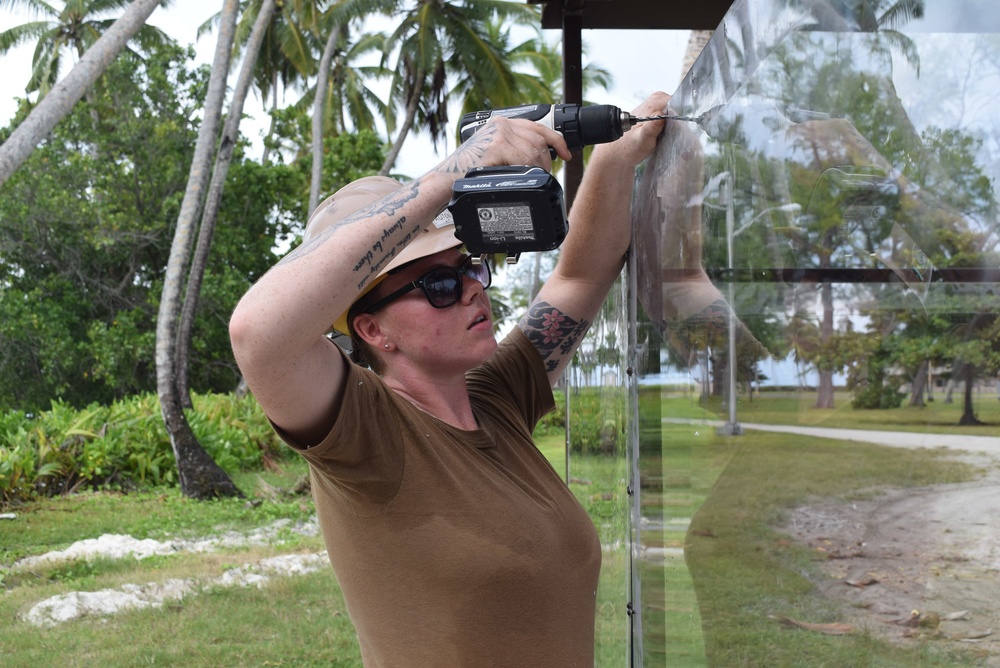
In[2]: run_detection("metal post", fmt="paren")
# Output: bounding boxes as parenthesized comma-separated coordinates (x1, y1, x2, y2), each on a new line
(561, 9, 583, 207)
(722, 173, 743, 435)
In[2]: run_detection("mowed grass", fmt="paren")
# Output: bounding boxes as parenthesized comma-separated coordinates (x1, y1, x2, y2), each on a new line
(2, 439, 632, 667)
(5, 569, 362, 667)
(0, 459, 353, 667)
(2, 392, 996, 667)
(649, 403, 994, 667)
(668, 389, 1000, 436)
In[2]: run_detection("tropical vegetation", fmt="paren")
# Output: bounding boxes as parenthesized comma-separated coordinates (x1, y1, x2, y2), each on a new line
(1, 0, 570, 499)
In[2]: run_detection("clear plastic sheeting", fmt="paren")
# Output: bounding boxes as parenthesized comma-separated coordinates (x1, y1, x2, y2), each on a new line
(612, 0, 1000, 664)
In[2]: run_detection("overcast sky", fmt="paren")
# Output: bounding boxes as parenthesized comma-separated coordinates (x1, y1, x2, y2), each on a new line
(1, 0, 690, 177)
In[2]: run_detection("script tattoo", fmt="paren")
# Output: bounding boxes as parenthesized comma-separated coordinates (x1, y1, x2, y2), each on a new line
(520, 301, 590, 373)
(277, 182, 425, 292)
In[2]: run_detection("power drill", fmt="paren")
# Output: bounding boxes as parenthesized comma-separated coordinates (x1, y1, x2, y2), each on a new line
(449, 103, 670, 263)
(458, 103, 668, 152)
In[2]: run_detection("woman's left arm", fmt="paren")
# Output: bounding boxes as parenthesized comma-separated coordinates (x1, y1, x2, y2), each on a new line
(521, 91, 670, 386)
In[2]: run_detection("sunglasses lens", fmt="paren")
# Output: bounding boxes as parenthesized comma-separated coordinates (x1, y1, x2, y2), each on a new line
(423, 270, 462, 307)
(466, 261, 491, 288)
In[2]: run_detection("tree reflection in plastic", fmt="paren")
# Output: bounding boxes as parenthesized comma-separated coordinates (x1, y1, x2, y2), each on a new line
(620, 0, 1000, 665)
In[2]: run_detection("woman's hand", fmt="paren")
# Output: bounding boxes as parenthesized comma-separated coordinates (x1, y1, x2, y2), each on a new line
(591, 91, 671, 169)
(436, 116, 573, 176)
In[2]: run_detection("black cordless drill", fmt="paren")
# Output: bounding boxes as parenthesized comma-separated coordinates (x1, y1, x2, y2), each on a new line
(449, 103, 675, 263)
(458, 103, 669, 152)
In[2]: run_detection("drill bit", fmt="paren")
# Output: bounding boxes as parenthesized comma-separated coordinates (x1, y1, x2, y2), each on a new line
(623, 114, 705, 131)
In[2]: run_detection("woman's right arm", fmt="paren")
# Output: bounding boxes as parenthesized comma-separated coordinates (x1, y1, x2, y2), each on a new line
(228, 119, 570, 445)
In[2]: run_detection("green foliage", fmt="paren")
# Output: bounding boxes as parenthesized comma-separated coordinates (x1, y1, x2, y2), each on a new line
(0, 393, 288, 506)
(536, 386, 630, 456)
(296, 130, 386, 202)
(0, 42, 308, 412)
(851, 369, 906, 409)
(563, 387, 626, 456)
(264, 105, 388, 182)
(534, 388, 566, 436)
(0, 0, 172, 97)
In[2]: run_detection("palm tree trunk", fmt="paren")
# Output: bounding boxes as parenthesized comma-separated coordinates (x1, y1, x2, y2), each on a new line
(261, 79, 277, 165)
(944, 368, 957, 403)
(379, 69, 424, 176)
(155, 0, 243, 500)
(908, 359, 928, 407)
(711, 350, 724, 397)
(959, 363, 983, 425)
(309, 23, 341, 216)
(0, 0, 161, 187)
(73, 42, 104, 129)
(176, 0, 278, 407)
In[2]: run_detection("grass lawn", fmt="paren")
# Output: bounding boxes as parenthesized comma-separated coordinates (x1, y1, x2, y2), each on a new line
(667, 390, 1000, 436)
(2, 441, 633, 667)
(3, 390, 997, 666)
(0, 460, 355, 667)
(642, 389, 998, 667)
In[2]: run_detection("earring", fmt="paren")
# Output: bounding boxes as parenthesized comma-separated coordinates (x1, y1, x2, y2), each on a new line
(383, 343, 390, 349)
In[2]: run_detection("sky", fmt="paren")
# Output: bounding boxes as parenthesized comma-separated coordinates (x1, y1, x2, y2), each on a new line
(0, 0, 691, 177)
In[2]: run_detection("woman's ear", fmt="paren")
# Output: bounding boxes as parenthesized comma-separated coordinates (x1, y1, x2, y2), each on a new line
(351, 312, 384, 347)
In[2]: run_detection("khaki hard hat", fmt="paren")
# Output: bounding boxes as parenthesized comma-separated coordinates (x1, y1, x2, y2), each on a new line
(303, 176, 462, 335)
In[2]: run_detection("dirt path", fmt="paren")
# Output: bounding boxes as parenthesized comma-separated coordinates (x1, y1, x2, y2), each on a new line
(779, 455, 1000, 660)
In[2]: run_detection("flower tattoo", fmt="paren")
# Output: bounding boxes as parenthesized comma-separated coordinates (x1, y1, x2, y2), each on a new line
(521, 301, 590, 372)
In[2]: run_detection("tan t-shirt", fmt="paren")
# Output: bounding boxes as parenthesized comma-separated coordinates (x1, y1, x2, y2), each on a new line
(285, 329, 601, 667)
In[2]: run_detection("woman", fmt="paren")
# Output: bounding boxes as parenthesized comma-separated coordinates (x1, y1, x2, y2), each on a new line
(230, 92, 668, 666)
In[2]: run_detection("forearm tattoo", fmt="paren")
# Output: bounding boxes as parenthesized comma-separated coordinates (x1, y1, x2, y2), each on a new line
(278, 180, 425, 292)
(276, 121, 505, 297)
(673, 299, 731, 336)
(520, 301, 591, 373)
(669, 298, 767, 359)
(436, 123, 496, 174)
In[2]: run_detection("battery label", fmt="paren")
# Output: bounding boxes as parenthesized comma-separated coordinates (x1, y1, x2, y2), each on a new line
(476, 203, 536, 241)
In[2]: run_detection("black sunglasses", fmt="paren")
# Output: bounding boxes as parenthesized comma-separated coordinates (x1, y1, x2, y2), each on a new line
(362, 257, 492, 315)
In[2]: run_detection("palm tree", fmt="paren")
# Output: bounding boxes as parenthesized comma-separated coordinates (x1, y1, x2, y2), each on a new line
(323, 30, 390, 134)
(155, 0, 242, 500)
(0, 0, 171, 98)
(449, 21, 555, 120)
(0, 0, 164, 186)
(175, 0, 278, 406)
(377, 0, 540, 175)
(449, 21, 615, 128)
(307, 3, 390, 214)
(200, 0, 315, 165)
(309, 18, 343, 214)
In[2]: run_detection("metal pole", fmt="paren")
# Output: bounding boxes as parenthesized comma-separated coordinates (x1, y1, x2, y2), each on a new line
(723, 173, 742, 435)
(562, 10, 584, 207)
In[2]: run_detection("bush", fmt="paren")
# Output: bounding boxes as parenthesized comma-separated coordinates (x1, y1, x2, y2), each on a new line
(534, 389, 567, 436)
(563, 387, 626, 456)
(852, 381, 905, 409)
(0, 393, 287, 506)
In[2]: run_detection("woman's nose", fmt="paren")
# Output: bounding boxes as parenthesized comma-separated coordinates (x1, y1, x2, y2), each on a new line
(461, 274, 487, 304)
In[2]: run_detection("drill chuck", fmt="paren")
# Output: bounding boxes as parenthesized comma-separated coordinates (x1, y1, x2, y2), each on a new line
(570, 104, 631, 149)
(458, 103, 632, 152)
